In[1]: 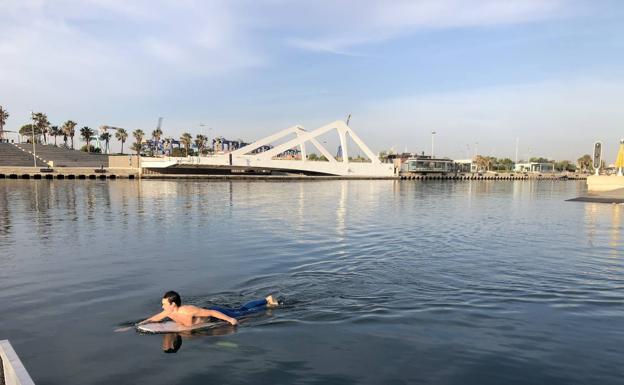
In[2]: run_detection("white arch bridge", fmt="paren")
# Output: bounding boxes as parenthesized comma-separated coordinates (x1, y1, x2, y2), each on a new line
(140, 120, 395, 177)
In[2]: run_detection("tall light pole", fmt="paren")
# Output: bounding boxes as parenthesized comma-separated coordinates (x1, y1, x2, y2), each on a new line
(199, 123, 212, 154)
(431, 131, 436, 158)
(30, 110, 37, 167)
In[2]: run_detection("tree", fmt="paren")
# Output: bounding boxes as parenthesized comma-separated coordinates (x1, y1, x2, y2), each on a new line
(99, 132, 111, 154)
(180, 132, 192, 157)
(577, 154, 592, 173)
(555, 160, 575, 172)
(49, 126, 61, 146)
(473, 155, 491, 171)
(62, 120, 77, 149)
(499, 158, 514, 171)
(131, 142, 142, 156)
(80, 144, 101, 153)
(152, 128, 163, 154)
(194, 134, 207, 156)
(115, 128, 128, 154)
(530, 157, 550, 163)
(0, 105, 8, 141)
(32, 112, 50, 144)
(19, 124, 42, 142)
(80, 126, 95, 152)
(132, 129, 145, 155)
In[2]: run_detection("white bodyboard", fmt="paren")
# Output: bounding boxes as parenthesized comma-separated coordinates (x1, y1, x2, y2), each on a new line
(137, 321, 217, 333)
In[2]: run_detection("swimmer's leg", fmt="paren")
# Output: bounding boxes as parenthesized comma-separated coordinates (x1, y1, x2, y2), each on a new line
(238, 295, 278, 314)
(265, 295, 278, 307)
(239, 299, 267, 312)
(208, 306, 241, 318)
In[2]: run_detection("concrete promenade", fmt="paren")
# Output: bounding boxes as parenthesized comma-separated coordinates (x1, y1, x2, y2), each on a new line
(0, 340, 35, 385)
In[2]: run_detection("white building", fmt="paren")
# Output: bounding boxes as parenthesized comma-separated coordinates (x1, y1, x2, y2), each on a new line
(514, 162, 554, 173)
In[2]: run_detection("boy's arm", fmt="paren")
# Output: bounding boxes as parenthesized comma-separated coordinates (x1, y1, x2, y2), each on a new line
(137, 310, 170, 325)
(196, 308, 238, 325)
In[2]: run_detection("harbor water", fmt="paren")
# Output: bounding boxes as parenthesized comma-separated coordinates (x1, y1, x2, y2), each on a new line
(0, 179, 622, 384)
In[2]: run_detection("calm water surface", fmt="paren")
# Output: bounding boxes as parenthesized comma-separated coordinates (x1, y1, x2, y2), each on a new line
(0, 180, 622, 385)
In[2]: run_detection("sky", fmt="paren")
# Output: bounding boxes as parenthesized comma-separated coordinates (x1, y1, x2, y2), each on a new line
(1, 0, 624, 161)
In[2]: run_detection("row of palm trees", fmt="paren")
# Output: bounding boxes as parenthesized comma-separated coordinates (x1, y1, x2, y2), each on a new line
(129, 129, 208, 157)
(1, 106, 216, 156)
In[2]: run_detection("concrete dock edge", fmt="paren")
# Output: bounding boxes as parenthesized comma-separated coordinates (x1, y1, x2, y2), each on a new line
(0, 341, 35, 385)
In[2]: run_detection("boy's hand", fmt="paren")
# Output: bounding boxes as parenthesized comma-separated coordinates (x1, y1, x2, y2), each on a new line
(230, 318, 239, 326)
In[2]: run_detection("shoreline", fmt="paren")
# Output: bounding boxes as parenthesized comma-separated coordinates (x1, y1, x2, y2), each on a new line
(0, 166, 587, 181)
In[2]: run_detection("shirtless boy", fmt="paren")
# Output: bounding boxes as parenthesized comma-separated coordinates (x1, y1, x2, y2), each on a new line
(138, 291, 278, 327)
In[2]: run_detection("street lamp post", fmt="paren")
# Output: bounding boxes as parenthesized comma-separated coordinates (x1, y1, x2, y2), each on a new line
(199, 123, 212, 154)
(431, 131, 436, 158)
(30, 110, 37, 167)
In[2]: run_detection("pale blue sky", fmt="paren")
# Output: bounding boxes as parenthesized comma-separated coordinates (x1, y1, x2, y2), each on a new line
(1, 0, 623, 161)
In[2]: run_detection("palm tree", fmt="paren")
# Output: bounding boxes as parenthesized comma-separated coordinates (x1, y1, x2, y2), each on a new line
(49, 126, 61, 146)
(0, 105, 9, 142)
(133, 129, 145, 156)
(131, 142, 142, 156)
(80, 126, 95, 152)
(62, 120, 77, 149)
(152, 128, 163, 154)
(32, 112, 50, 144)
(195, 134, 207, 156)
(99, 132, 112, 154)
(115, 128, 128, 154)
(180, 132, 192, 157)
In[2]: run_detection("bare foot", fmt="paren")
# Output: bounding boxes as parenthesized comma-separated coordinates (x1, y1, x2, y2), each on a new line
(265, 295, 279, 307)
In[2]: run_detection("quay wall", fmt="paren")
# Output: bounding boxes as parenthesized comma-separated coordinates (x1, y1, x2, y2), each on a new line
(586, 175, 624, 192)
(0, 167, 138, 180)
(399, 173, 586, 181)
(0, 166, 588, 182)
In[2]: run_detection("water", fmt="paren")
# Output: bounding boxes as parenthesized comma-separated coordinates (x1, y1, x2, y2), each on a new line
(0, 179, 622, 385)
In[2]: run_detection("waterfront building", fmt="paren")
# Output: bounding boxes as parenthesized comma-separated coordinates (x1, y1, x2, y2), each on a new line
(401, 155, 455, 173)
(453, 159, 478, 173)
(514, 162, 554, 173)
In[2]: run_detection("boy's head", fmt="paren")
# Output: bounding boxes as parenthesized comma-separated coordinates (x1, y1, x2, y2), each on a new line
(162, 291, 181, 310)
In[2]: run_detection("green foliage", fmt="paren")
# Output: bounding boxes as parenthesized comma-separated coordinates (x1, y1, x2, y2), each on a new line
(577, 154, 593, 172)
(80, 126, 95, 152)
(195, 134, 208, 155)
(80, 144, 101, 153)
(0, 106, 9, 130)
(62, 120, 77, 149)
(115, 128, 128, 154)
(180, 132, 193, 156)
(555, 160, 576, 172)
(171, 147, 195, 157)
(19, 124, 42, 136)
(131, 142, 143, 155)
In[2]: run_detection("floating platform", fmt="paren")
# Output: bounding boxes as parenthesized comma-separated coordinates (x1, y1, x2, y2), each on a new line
(567, 196, 624, 204)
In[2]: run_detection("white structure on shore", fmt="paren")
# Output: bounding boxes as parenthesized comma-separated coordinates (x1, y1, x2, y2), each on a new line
(514, 162, 554, 173)
(141, 120, 395, 177)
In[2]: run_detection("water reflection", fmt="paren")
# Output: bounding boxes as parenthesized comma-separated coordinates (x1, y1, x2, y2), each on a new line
(162, 333, 183, 353)
(610, 204, 621, 254)
(158, 324, 239, 354)
(583, 202, 623, 252)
